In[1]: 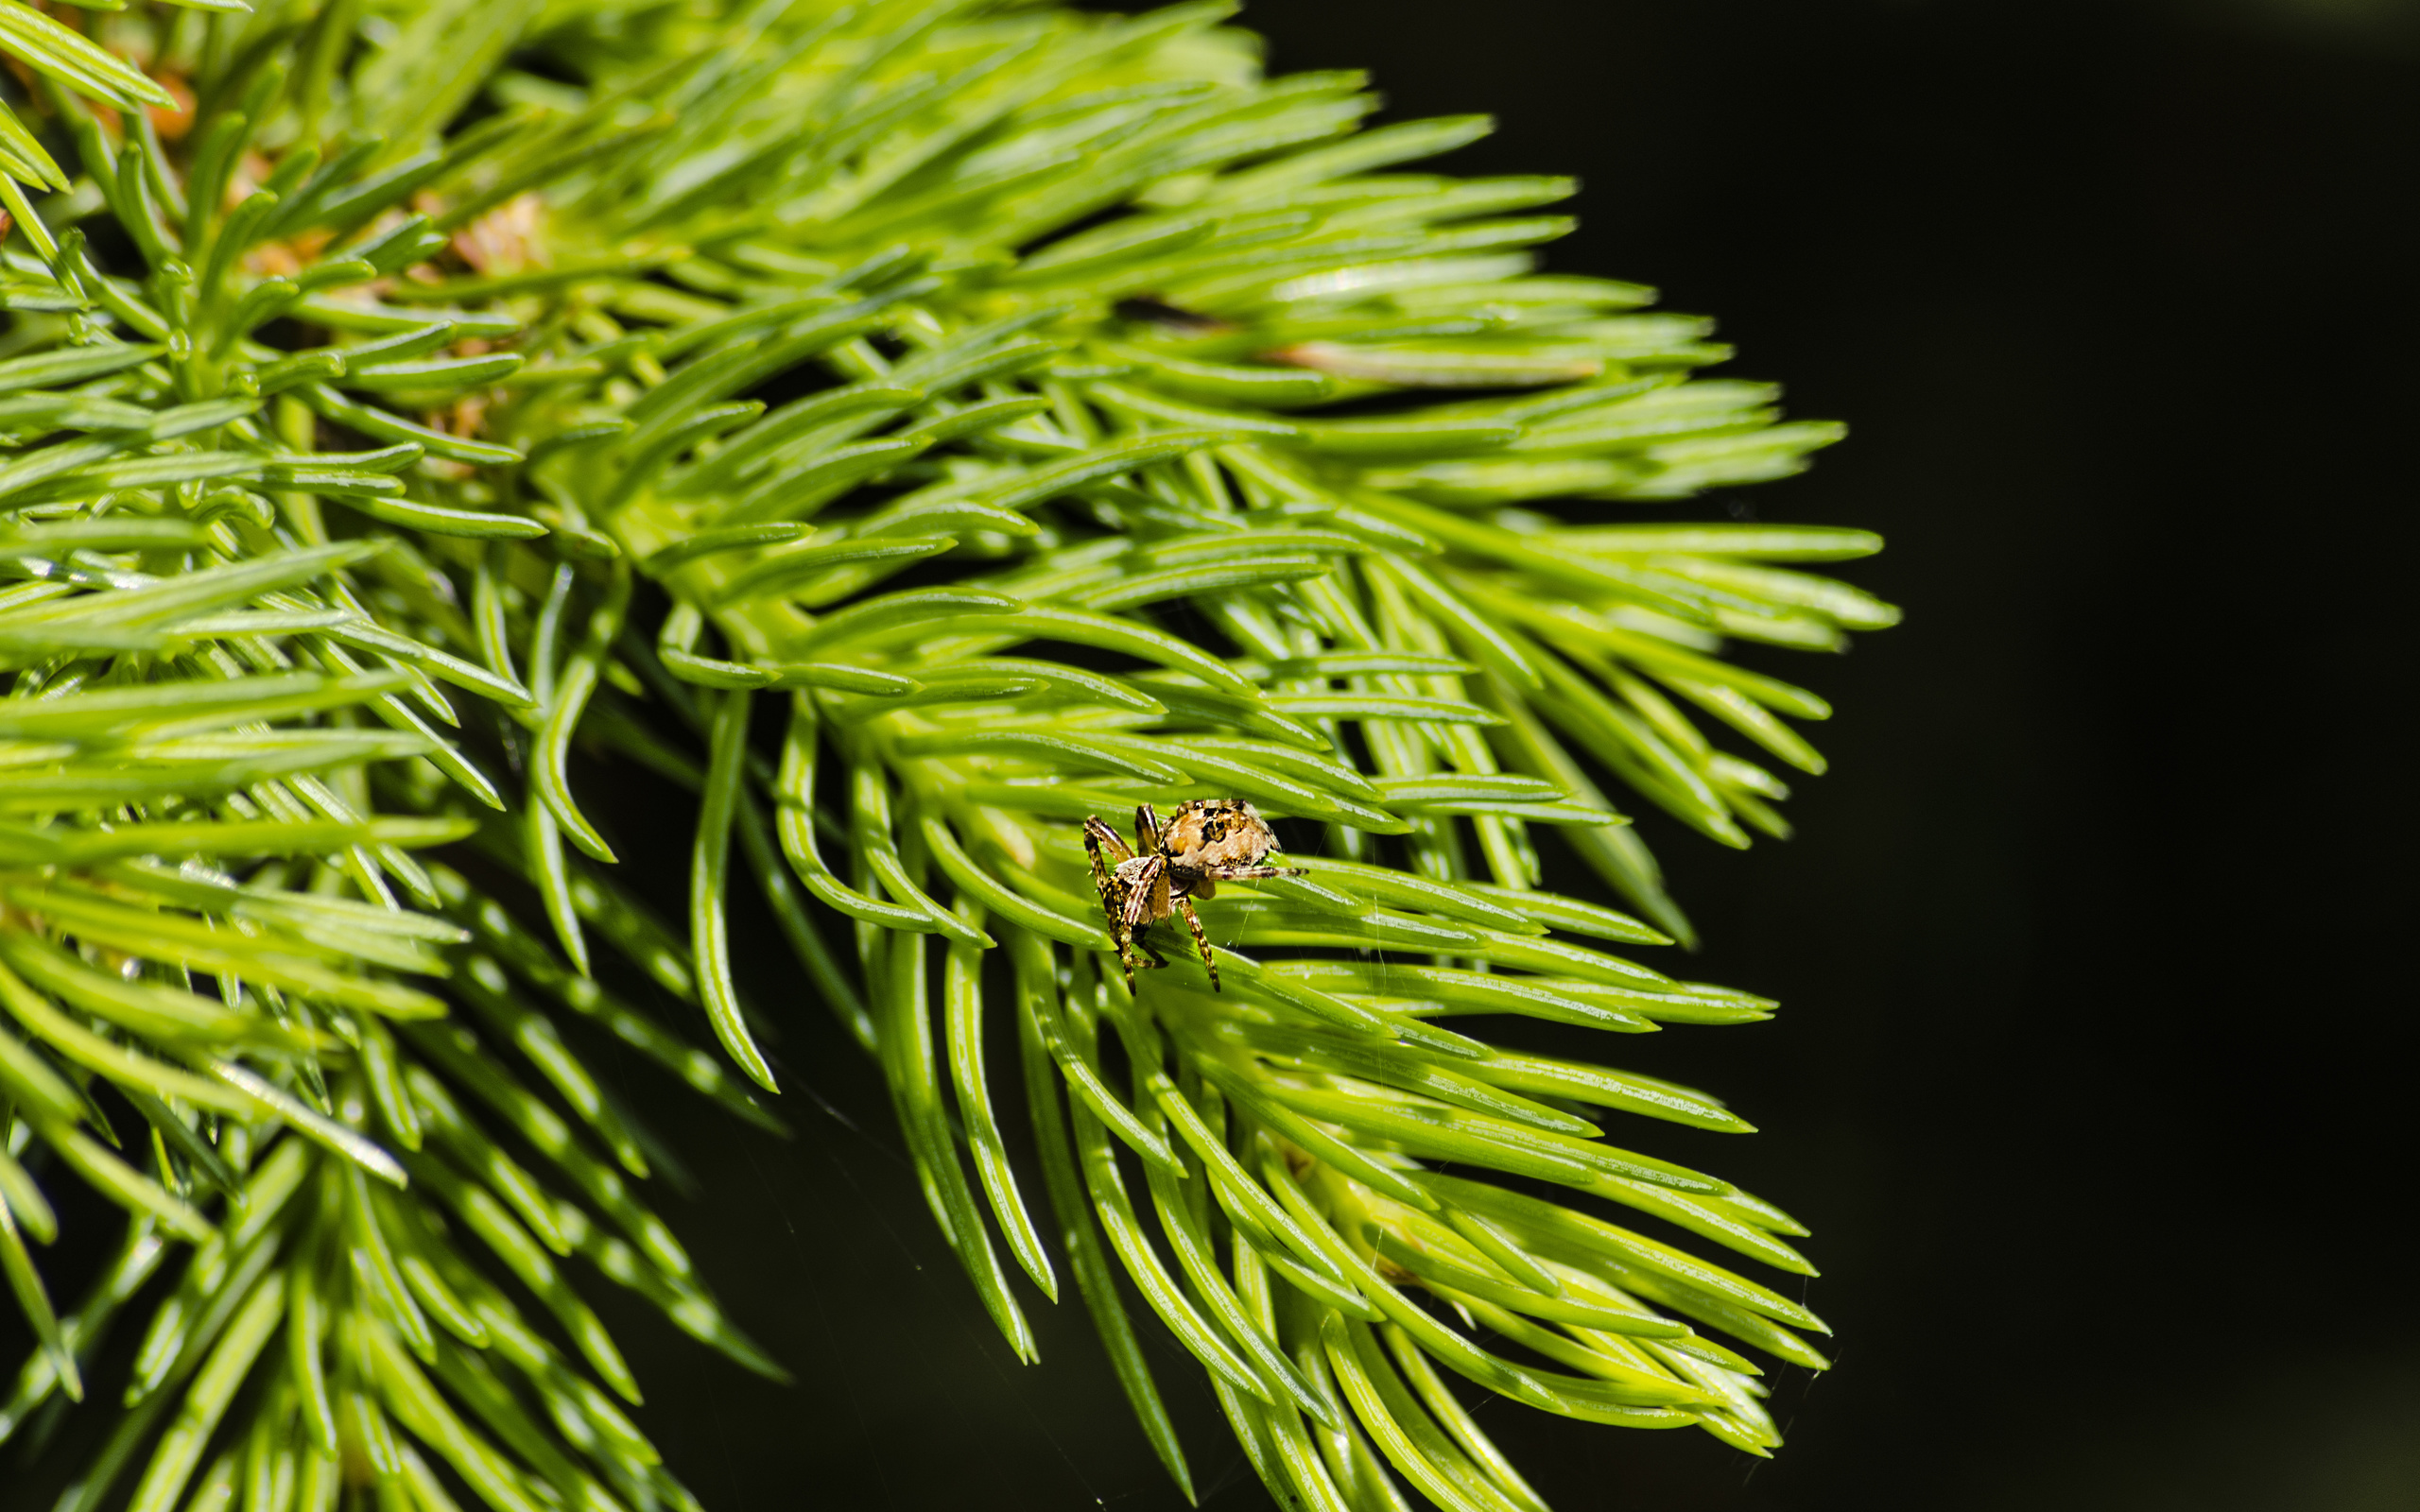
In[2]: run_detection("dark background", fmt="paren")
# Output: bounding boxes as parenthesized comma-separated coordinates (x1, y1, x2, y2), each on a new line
(614, 3, 2420, 1508)
(12, 1, 2418, 1508)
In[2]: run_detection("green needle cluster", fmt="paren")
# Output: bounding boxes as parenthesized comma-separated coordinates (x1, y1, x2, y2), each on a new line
(0, 2, 1897, 1508)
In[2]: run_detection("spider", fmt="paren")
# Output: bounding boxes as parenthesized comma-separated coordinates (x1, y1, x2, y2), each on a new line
(1084, 799, 1302, 992)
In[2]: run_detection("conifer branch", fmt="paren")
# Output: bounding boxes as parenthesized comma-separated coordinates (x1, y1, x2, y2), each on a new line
(0, 3, 1894, 1507)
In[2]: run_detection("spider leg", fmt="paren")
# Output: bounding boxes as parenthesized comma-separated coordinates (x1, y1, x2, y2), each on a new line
(1121, 855, 1167, 933)
(1124, 857, 1171, 979)
(1084, 815, 1135, 866)
(1174, 893, 1219, 992)
(1134, 803, 1161, 857)
(1202, 863, 1305, 881)
(1085, 816, 1139, 988)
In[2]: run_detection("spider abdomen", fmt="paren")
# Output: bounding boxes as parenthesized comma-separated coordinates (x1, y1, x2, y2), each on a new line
(1159, 799, 1281, 872)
